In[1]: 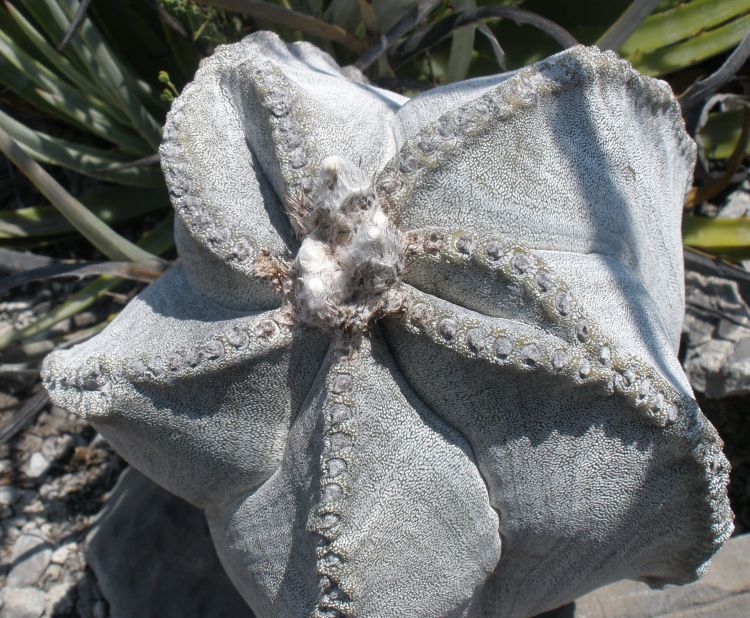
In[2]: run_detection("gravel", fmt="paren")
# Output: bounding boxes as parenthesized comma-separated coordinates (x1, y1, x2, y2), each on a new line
(0, 400, 124, 617)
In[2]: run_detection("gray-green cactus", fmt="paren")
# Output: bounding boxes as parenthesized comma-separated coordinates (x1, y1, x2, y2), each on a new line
(41, 31, 733, 618)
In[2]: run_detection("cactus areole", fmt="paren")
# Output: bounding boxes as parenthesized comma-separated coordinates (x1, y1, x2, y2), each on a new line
(42, 32, 732, 618)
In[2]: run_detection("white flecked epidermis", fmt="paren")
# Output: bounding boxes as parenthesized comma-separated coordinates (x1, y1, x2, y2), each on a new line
(291, 157, 405, 333)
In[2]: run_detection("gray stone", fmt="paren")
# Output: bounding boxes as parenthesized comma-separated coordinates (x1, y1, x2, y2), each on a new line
(50, 542, 75, 565)
(3, 522, 21, 543)
(0, 485, 17, 517)
(19, 519, 37, 533)
(683, 270, 750, 397)
(718, 179, 750, 219)
(22, 453, 50, 480)
(574, 533, 750, 617)
(44, 583, 75, 616)
(6, 533, 52, 587)
(39, 563, 62, 587)
(0, 459, 11, 476)
(0, 588, 46, 618)
(86, 468, 252, 618)
(41, 434, 74, 463)
(0, 485, 18, 506)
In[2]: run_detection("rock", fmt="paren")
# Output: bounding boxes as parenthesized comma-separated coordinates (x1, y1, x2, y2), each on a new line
(38, 406, 87, 440)
(88, 433, 108, 449)
(574, 533, 750, 617)
(682, 270, 750, 397)
(6, 533, 52, 587)
(0, 485, 18, 506)
(6, 515, 27, 531)
(0, 485, 16, 518)
(22, 453, 50, 480)
(0, 392, 19, 432)
(3, 522, 21, 543)
(17, 433, 42, 454)
(719, 179, 750, 219)
(50, 542, 76, 565)
(44, 583, 76, 616)
(0, 299, 35, 328)
(39, 563, 63, 587)
(73, 312, 98, 329)
(41, 434, 74, 463)
(0, 587, 46, 618)
(19, 520, 38, 533)
(86, 468, 253, 618)
(64, 546, 85, 574)
(21, 498, 45, 516)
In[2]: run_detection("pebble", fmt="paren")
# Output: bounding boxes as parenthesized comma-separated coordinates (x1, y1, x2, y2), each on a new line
(3, 522, 22, 543)
(7, 533, 53, 587)
(0, 385, 124, 618)
(20, 520, 39, 534)
(0, 484, 18, 506)
(7, 516, 27, 533)
(44, 582, 76, 616)
(23, 453, 51, 479)
(0, 487, 16, 517)
(41, 434, 75, 462)
(88, 433, 109, 449)
(39, 563, 63, 587)
(50, 542, 76, 565)
(683, 269, 750, 398)
(22, 498, 46, 516)
(0, 458, 12, 476)
(0, 587, 46, 618)
(73, 311, 98, 329)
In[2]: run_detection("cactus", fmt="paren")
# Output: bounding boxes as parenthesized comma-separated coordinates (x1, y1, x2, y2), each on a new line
(41, 32, 732, 618)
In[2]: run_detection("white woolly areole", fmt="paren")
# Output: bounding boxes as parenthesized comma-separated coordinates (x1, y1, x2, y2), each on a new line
(290, 157, 406, 334)
(297, 240, 332, 273)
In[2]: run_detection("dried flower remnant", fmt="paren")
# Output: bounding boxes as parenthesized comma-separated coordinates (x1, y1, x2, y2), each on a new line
(262, 157, 407, 344)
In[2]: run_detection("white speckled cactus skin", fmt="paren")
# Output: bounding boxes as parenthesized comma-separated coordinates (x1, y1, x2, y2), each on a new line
(41, 32, 733, 618)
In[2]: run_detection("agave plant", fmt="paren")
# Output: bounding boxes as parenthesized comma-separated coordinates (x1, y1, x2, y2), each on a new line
(0, 1, 179, 356)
